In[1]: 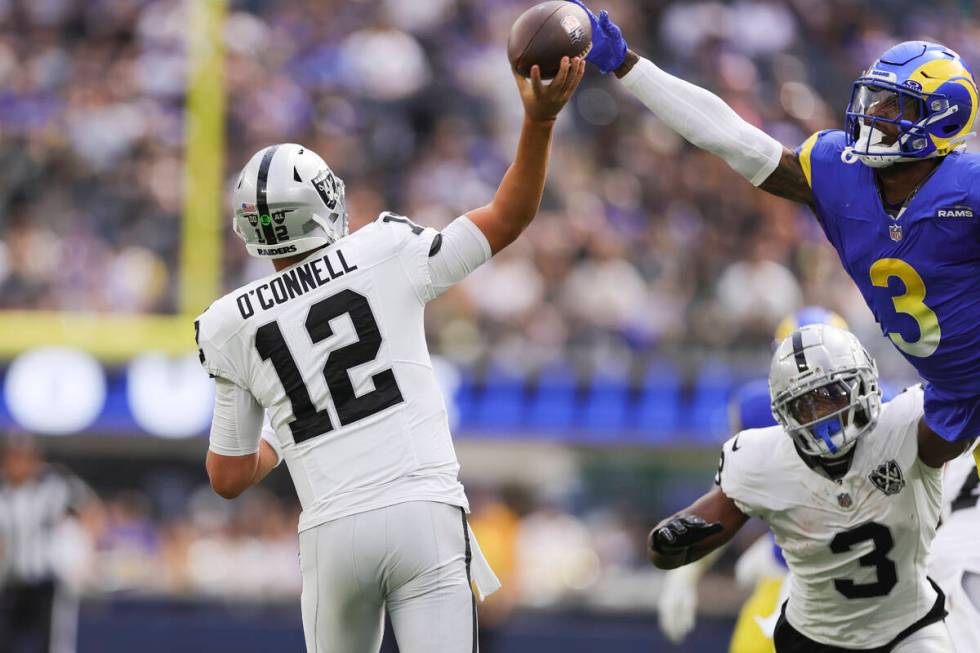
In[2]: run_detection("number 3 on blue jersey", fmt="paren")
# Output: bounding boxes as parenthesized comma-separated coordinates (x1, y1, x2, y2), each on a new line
(869, 258, 941, 357)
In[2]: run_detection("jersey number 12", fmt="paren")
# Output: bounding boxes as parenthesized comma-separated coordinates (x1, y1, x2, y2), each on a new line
(255, 289, 405, 443)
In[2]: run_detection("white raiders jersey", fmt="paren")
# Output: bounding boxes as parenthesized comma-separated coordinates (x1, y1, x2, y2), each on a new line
(196, 213, 488, 532)
(929, 444, 980, 577)
(717, 385, 943, 649)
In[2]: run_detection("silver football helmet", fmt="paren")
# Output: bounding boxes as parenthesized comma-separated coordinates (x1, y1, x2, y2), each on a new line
(770, 324, 882, 458)
(232, 143, 348, 259)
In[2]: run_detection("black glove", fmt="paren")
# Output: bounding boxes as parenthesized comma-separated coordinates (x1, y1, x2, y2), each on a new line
(649, 514, 724, 556)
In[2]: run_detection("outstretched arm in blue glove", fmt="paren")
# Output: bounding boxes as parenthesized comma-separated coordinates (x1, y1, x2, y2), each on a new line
(565, 0, 628, 74)
(566, 1, 808, 202)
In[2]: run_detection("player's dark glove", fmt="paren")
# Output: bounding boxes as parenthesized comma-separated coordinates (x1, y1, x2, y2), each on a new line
(565, 0, 628, 74)
(649, 514, 724, 557)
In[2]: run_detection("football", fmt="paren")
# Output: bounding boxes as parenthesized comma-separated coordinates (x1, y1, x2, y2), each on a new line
(507, 1, 592, 79)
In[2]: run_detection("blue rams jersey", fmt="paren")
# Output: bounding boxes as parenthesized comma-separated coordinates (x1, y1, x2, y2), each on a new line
(799, 129, 980, 401)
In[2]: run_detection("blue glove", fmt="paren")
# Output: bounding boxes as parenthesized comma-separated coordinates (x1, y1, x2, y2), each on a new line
(565, 0, 628, 74)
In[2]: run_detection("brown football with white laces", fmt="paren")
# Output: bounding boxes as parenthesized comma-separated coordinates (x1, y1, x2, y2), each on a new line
(507, 1, 592, 79)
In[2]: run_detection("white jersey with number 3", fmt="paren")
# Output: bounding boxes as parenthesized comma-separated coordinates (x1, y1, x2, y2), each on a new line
(718, 385, 943, 649)
(196, 213, 490, 532)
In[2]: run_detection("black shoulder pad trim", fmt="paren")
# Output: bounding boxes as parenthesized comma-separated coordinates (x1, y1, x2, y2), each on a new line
(428, 233, 443, 257)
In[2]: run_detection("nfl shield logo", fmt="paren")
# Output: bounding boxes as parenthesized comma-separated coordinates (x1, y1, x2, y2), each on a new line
(889, 224, 903, 241)
(837, 493, 852, 509)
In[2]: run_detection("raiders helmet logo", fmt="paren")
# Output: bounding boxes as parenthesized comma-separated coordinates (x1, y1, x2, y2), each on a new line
(312, 170, 339, 211)
(246, 213, 259, 227)
(869, 460, 905, 496)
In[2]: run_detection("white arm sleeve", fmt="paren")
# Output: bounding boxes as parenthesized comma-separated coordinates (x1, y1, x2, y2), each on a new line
(208, 377, 264, 457)
(427, 215, 492, 297)
(620, 57, 784, 186)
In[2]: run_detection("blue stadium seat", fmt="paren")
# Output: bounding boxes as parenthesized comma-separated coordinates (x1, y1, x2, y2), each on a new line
(686, 359, 734, 442)
(634, 363, 681, 442)
(527, 364, 578, 432)
(452, 370, 479, 432)
(470, 366, 527, 431)
(581, 373, 630, 437)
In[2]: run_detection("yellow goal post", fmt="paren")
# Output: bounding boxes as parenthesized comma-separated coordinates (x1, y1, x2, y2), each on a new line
(0, 0, 227, 364)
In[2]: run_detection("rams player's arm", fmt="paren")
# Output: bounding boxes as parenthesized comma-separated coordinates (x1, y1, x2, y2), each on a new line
(758, 148, 815, 204)
(467, 57, 585, 254)
(614, 51, 813, 204)
(917, 420, 977, 468)
(647, 487, 749, 570)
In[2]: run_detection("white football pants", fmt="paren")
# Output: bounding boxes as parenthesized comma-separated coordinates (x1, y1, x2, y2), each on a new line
(299, 501, 486, 653)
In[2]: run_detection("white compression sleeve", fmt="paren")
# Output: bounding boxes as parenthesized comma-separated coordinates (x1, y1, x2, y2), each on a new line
(427, 215, 492, 296)
(620, 57, 784, 186)
(209, 377, 264, 457)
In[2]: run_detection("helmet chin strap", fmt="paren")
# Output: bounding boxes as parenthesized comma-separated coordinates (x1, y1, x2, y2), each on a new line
(841, 122, 905, 167)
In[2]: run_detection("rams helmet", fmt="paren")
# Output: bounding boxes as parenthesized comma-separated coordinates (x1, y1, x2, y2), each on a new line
(773, 306, 849, 349)
(843, 41, 977, 168)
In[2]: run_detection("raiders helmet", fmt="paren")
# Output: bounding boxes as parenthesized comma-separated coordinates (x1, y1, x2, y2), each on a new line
(770, 325, 882, 458)
(232, 143, 349, 259)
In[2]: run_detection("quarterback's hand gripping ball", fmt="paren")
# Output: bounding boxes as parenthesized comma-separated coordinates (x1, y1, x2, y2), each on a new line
(508, 1, 593, 79)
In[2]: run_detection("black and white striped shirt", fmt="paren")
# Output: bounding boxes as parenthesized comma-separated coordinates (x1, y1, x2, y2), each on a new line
(0, 466, 92, 585)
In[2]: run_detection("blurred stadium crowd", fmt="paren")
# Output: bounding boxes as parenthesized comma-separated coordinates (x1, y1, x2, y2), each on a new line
(3, 0, 980, 615)
(4, 0, 978, 369)
(55, 468, 679, 614)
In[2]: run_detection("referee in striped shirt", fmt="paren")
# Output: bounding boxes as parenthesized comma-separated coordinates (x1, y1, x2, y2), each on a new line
(0, 434, 96, 653)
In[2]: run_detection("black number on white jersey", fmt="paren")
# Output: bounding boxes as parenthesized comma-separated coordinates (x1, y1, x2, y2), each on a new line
(256, 321, 335, 442)
(255, 289, 404, 443)
(307, 289, 404, 425)
(829, 522, 898, 599)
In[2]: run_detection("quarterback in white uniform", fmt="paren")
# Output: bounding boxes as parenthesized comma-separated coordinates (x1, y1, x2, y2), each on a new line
(648, 324, 973, 653)
(929, 445, 980, 652)
(196, 57, 585, 653)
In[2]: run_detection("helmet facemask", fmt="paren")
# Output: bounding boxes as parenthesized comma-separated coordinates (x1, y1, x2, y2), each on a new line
(843, 82, 935, 168)
(773, 368, 880, 458)
(770, 325, 883, 460)
(842, 44, 978, 169)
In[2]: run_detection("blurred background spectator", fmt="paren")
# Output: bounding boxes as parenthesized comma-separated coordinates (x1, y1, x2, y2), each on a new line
(5, 0, 977, 372)
(0, 434, 100, 653)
